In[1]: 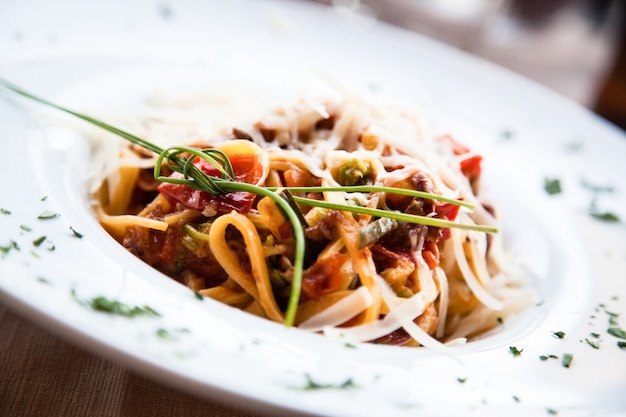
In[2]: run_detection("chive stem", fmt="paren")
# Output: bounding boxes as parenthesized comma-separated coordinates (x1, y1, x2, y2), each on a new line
(267, 185, 474, 209)
(291, 195, 498, 233)
(232, 184, 305, 326)
(1, 78, 499, 328)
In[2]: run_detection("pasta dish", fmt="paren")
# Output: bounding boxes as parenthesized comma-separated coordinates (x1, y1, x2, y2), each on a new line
(82, 78, 530, 348)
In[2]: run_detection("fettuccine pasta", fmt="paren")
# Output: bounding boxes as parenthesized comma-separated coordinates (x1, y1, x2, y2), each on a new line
(90, 81, 531, 347)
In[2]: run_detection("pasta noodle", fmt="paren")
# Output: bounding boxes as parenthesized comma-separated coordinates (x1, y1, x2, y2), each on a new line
(89, 80, 532, 347)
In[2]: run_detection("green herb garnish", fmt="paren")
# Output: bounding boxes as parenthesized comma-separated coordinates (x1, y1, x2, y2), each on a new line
(584, 338, 600, 349)
(509, 346, 524, 357)
(69, 226, 83, 238)
(0, 208, 11, 215)
(37, 210, 60, 220)
(71, 289, 159, 318)
(606, 310, 619, 325)
(156, 328, 172, 339)
(561, 353, 573, 368)
(156, 327, 189, 340)
(608, 326, 626, 340)
(544, 178, 562, 196)
(1, 78, 500, 327)
(581, 178, 614, 194)
(590, 210, 620, 223)
(300, 373, 357, 390)
(20, 224, 32, 232)
(539, 354, 558, 361)
(89, 296, 159, 317)
(589, 200, 620, 223)
(617, 341, 626, 350)
(551, 331, 566, 339)
(32, 236, 46, 247)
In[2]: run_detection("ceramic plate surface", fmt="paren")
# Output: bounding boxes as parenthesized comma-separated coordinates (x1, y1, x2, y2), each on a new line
(1, 1, 625, 416)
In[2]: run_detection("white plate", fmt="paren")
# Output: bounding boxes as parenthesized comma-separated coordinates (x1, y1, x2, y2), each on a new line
(1, 1, 626, 416)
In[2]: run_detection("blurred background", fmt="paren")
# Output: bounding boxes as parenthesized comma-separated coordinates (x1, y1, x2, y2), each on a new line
(308, 0, 626, 130)
(1, 0, 624, 130)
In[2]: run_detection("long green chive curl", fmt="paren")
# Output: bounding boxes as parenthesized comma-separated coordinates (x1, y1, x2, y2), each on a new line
(0, 78, 498, 326)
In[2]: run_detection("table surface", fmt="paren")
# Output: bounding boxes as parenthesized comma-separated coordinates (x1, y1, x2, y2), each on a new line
(0, 304, 263, 417)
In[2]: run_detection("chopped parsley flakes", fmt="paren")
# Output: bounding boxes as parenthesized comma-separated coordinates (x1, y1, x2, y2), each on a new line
(544, 178, 562, 196)
(299, 374, 357, 391)
(539, 354, 558, 361)
(509, 346, 524, 357)
(1, 240, 20, 254)
(156, 327, 190, 340)
(90, 297, 159, 317)
(590, 209, 621, 223)
(37, 210, 60, 220)
(608, 326, 626, 340)
(605, 309, 626, 340)
(69, 226, 83, 238)
(0, 244, 12, 255)
(594, 305, 626, 350)
(584, 338, 600, 349)
(581, 178, 614, 194)
(72, 289, 159, 318)
(561, 353, 574, 368)
(588, 200, 620, 223)
(551, 331, 566, 339)
(32, 236, 46, 247)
